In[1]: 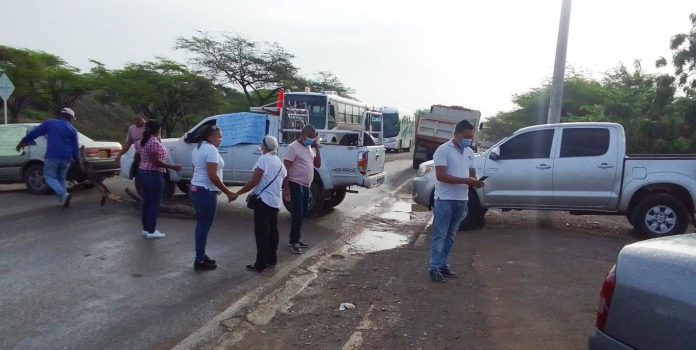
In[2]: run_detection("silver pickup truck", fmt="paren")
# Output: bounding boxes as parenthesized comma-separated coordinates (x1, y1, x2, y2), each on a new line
(412, 122, 696, 237)
(589, 233, 696, 349)
(121, 112, 386, 215)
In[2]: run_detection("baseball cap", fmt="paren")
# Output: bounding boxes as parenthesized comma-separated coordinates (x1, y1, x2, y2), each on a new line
(60, 107, 76, 120)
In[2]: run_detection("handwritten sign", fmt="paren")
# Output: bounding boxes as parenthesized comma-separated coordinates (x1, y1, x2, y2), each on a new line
(217, 113, 267, 147)
(0, 126, 25, 156)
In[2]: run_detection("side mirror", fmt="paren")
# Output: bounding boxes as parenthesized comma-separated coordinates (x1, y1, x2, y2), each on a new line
(489, 147, 500, 160)
(184, 132, 193, 143)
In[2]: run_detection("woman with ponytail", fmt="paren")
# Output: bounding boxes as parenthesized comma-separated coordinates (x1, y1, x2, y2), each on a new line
(136, 120, 182, 239)
(189, 125, 235, 271)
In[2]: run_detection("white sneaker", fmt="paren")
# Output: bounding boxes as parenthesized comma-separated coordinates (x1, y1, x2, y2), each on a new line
(145, 230, 166, 239)
(141, 230, 148, 237)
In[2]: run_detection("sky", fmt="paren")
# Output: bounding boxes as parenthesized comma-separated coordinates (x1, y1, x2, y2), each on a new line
(2, 0, 695, 119)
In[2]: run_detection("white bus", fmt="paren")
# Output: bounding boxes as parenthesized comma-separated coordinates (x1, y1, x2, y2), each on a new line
(370, 107, 415, 152)
(284, 91, 369, 143)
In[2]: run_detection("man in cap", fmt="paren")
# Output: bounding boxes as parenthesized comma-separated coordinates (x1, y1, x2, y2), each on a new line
(16, 107, 81, 208)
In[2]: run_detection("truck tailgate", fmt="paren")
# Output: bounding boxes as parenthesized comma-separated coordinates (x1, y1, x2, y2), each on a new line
(362, 145, 386, 188)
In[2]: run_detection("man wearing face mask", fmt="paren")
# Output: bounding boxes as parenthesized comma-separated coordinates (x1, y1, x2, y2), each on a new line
(283, 124, 321, 254)
(428, 120, 485, 283)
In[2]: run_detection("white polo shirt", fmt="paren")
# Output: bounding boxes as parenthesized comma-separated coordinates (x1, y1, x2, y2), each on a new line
(433, 140, 475, 201)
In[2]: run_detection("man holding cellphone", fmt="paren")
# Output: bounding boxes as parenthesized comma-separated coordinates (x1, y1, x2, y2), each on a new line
(428, 120, 485, 283)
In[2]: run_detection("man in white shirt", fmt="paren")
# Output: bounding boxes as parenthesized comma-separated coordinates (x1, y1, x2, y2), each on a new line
(428, 120, 484, 283)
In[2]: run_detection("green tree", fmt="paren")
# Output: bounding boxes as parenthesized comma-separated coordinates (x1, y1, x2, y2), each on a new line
(176, 32, 298, 106)
(100, 58, 231, 137)
(0, 46, 62, 122)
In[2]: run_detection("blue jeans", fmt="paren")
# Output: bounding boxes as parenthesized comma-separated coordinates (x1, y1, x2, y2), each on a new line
(138, 170, 163, 233)
(190, 187, 218, 262)
(44, 158, 71, 201)
(289, 181, 310, 244)
(429, 199, 468, 273)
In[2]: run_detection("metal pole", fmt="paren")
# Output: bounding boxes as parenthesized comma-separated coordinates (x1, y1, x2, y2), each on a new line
(3, 98, 6, 124)
(547, 0, 572, 124)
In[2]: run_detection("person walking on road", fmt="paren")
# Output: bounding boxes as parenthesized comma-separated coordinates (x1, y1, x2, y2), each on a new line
(428, 120, 484, 283)
(136, 120, 182, 239)
(235, 136, 287, 272)
(189, 125, 235, 271)
(15, 107, 82, 208)
(283, 124, 321, 254)
(115, 113, 146, 165)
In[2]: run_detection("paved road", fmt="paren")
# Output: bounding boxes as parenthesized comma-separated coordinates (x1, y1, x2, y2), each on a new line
(0, 152, 416, 349)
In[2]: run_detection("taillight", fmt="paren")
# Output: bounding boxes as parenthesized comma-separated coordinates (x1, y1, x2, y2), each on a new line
(110, 148, 121, 158)
(596, 265, 617, 331)
(357, 151, 368, 175)
(85, 148, 99, 158)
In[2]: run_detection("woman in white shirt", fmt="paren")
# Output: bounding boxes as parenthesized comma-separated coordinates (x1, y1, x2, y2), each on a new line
(190, 125, 235, 271)
(234, 135, 287, 272)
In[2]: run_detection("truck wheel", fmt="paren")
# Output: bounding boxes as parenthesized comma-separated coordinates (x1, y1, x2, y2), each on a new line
(177, 180, 191, 194)
(25, 164, 51, 194)
(135, 174, 175, 201)
(323, 188, 347, 209)
(459, 190, 486, 231)
(283, 178, 324, 216)
(630, 193, 689, 238)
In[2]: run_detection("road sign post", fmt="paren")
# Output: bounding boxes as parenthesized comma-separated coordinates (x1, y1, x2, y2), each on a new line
(0, 73, 16, 124)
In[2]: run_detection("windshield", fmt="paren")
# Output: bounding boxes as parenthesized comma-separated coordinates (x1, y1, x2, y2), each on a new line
(285, 94, 328, 129)
(380, 113, 400, 138)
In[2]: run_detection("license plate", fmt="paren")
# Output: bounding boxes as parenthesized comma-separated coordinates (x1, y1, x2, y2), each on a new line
(99, 150, 108, 158)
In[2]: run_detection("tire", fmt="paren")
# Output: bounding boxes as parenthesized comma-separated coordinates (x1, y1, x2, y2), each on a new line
(177, 180, 191, 194)
(24, 164, 51, 194)
(134, 174, 175, 201)
(459, 190, 486, 231)
(629, 193, 689, 238)
(323, 188, 347, 209)
(412, 157, 422, 170)
(282, 178, 324, 216)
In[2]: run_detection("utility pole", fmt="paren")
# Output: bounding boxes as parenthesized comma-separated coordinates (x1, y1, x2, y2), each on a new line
(547, 0, 572, 124)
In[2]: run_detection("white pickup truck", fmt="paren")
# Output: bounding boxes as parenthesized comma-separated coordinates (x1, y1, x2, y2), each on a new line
(121, 111, 386, 215)
(412, 122, 696, 238)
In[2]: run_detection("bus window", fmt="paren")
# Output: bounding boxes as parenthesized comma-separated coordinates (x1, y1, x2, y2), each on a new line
(337, 103, 346, 123)
(381, 112, 401, 138)
(328, 104, 337, 129)
(285, 94, 328, 129)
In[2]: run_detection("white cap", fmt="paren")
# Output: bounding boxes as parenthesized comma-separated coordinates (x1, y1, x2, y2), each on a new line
(60, 107, 76, 119)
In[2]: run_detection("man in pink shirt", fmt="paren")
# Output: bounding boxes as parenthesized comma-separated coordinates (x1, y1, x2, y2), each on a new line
(283, 125, 322, 254)
(115, 113, 146, 165)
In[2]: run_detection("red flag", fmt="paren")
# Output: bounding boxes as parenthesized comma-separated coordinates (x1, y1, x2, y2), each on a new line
(276, 88, 285, 108)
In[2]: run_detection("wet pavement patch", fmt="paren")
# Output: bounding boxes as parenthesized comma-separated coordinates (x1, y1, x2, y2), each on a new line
(349, 230, 410, 253)
(379, 201, 413, 222)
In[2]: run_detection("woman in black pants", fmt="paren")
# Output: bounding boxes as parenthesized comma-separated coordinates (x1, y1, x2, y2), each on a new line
(234, 136, 287, 272)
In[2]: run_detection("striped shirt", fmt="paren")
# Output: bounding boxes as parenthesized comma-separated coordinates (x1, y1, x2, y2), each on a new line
(137, 137, 167, 173)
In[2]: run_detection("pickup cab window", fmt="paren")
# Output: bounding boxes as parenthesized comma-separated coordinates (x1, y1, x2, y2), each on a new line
(560, 128, 610, 157)
(499, 129, 554, 160)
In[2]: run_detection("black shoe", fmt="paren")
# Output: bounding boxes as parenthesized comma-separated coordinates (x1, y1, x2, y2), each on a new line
(246, 264, 266, 272)
(194, 260, 217, 271)
(440, 267, 459, 278)
(204, 256, 216, 264)
(61, 193, 72, 209)
(298, 241, 310, 248)
(288, 244, 302, 254)
(429, 271, 446, 283)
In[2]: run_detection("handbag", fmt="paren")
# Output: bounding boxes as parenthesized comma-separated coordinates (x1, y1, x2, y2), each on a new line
(246, 167, 283, 210)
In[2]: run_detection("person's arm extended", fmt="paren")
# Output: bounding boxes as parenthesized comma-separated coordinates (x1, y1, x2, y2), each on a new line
(149, 149, 181, 171)
(236, 168, 264, 196)
(16, 122, 48, 151)
(435, 166, 481, 186)
(116, 140, 133, 160)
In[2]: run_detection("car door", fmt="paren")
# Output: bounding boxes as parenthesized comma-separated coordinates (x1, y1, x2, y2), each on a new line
(482, 128, 557, 207)
(231, 143, 263, 183)
(0, 125, 29, 182)
(553, 127, 620, 209)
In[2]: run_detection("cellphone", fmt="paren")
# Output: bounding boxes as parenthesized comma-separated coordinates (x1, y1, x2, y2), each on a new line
(479, 176, 488, 181)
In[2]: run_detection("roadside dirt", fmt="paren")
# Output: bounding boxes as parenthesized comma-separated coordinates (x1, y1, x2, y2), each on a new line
(200, 200, 645, 350)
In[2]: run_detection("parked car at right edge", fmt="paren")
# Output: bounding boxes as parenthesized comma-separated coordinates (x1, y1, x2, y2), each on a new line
(589, 233, 696, 350)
